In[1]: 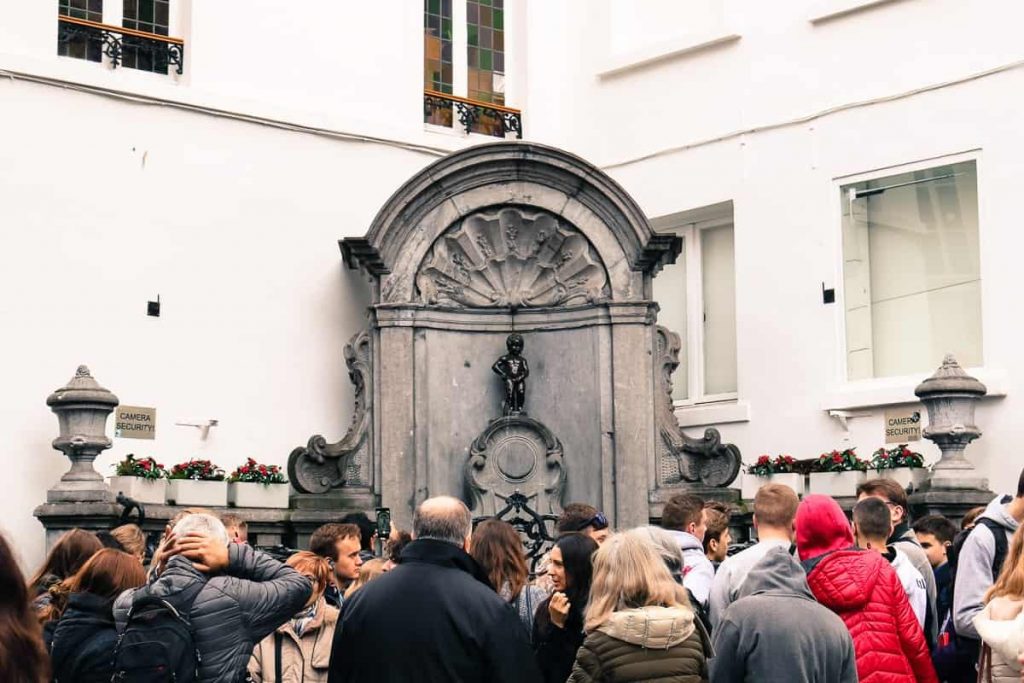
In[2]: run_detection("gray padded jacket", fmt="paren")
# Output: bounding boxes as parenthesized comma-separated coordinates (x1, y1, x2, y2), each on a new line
(114, 543, 312, 683)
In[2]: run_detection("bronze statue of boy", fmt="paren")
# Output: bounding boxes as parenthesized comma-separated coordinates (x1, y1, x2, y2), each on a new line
(492, 333, 529, 415)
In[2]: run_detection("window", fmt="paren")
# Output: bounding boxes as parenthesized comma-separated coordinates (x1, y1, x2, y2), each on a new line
(841, 159, 982, 380)
(652, 208, 738, 403)
(122, 0, 170, 73)
(423, 0, 520, 138)
(56, 0, 183, 75)
(59, 0, 104, 62)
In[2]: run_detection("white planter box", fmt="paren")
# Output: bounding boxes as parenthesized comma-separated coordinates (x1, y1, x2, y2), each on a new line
(808, 470, 867, 497)
(166, 479, 228, 507)
(741, 472, 805, 500)
(876, 467, 929, 491)
(741, 474, 770, 500)
(108, 476, 167, 505)
(228, 482, 290, 509)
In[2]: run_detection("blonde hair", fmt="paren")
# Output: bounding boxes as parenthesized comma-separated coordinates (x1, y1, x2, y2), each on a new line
(110, 524, 146, 561)
(344, 558, 387, 599)
(986, 524, 1024, 603)
(584, 530, 691, 631)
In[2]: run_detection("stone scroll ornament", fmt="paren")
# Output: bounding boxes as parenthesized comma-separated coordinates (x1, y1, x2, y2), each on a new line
(416, 207, 610, 309)
(654, 325, 742, 487)
(288, 330, 371, 494)
(465, 334, 566, 516)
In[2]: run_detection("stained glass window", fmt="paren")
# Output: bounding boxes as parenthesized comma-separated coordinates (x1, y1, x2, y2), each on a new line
(424, 0, 454, 127)
(122, 0, 170, 73)
(58, 0, 104, 62)
(466, 0, 504, 135)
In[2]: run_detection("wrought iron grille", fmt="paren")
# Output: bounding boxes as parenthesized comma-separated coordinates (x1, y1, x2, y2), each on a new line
(424, 90, 523, 139)
(472, 491, 557, 577)
(57, 16, 184, 75)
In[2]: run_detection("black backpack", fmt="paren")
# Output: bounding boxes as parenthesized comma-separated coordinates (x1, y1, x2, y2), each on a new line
(112, 583, 204, 682)
(933, 515, 1009, 681)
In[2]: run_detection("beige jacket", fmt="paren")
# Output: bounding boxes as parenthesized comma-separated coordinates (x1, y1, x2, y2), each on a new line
(974, 599, 1024, 683)
(248, 598, 338, 683)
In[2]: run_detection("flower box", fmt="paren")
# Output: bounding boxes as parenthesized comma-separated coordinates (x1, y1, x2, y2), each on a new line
(740, 472, 805, 500)
(808, 470, 867, 497)
(228, 482, 289, 509)
(108, 476, 167, 505)
(166, 479, 228, 507)
(878, 467, 929, 491)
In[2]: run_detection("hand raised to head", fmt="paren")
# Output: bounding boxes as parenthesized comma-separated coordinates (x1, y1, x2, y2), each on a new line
(167, 532, 230, 574)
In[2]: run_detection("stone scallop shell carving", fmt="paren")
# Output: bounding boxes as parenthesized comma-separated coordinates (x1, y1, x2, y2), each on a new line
(416, 207, 610, 308)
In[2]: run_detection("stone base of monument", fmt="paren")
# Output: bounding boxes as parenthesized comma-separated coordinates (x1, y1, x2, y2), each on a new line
(648, 485, 741, 522)
(34, 493, 383, 553)
(908, 484, 995, 525)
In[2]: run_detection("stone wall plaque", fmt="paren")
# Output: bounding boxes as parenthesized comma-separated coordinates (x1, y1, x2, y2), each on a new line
(114, 406, 156, 440)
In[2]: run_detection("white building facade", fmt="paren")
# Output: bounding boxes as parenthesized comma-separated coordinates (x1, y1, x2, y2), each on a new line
(3, 0, 1023, 567)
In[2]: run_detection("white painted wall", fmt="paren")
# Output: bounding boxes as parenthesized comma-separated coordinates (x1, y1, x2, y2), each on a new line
(2, 0, 1024, 568)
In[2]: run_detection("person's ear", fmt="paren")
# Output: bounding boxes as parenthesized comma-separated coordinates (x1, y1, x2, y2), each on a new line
(463, 535, 472, 553)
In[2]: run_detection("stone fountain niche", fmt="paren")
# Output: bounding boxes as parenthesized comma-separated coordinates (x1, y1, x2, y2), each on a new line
(289, 142, 741, 529)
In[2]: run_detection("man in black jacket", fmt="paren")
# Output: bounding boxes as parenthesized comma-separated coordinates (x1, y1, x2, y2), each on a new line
(327, 495, 541, 683)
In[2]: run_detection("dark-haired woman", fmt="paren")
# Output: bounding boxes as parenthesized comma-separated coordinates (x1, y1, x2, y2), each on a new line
(533, 533, 599, 683)
(27, 528, 102, 615)
(471, 519, 547, 636)
(45, 548, 147, 682)
(0, 532, 49, 682)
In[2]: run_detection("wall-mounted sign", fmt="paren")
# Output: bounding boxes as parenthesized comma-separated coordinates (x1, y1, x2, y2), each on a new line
(115, 406, 156, 440)
(884, 407, 922, 444)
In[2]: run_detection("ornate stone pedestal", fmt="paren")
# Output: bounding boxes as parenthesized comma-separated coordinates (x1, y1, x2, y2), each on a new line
(465, 413, 565, 516)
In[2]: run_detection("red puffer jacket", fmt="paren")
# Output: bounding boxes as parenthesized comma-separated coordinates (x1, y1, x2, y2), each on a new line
(797, 495, 937, 683)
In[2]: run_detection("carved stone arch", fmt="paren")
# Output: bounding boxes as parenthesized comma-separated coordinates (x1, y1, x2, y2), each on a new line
(342, 142, 680, 305)
(290, 141, 741, 531)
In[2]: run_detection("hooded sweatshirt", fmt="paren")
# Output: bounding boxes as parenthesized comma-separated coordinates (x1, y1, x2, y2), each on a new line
(665, 529, 715, 608)
(796, 495, 937, 683)
(709, 547, 857, 683)
(953, 494, 1021, 639)
(568, 605, 708, 683)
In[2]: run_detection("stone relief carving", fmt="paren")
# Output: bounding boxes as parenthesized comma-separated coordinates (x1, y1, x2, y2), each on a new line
(288, 330, 371, 494)
(416, 207, 610, 309)
(464, 414, 567, 516)
(655, 325, 742, 488)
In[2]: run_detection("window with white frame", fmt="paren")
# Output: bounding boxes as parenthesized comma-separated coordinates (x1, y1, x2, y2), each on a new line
(841, 159, 982, 380)
(57, 0, 183, 75)
(423, 0, 520, 138)
(652, 208, 738, 403)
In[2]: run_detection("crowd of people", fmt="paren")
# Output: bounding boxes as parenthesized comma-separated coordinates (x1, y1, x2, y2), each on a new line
(4, 473, 1024, 682)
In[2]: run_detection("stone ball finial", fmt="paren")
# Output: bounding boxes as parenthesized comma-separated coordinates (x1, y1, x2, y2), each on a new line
(47, 365, 119, 408)
(914, 354, 987, 399)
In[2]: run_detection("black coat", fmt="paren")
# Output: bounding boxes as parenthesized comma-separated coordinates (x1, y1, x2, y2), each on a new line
(327, 538, 541, 683)
(47, 592, 120, 683)
(533, 597, 586, 683)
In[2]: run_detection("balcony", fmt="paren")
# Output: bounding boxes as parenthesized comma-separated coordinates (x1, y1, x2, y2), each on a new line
(57, 15, 185, 75)
(424, 90, 522, 139)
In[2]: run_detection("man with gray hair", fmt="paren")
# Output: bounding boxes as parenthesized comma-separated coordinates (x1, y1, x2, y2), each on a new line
(114, 513, 312, 682)
(328, 496, 541, 683)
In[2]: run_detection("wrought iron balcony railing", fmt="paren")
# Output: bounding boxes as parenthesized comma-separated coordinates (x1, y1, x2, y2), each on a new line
(424, 90, 522, 139)
(57, 15, 185, 75)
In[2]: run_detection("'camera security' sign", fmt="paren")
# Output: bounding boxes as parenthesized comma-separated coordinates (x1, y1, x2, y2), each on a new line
(884, 408, 921, 444)
(115, 406, 156, 440)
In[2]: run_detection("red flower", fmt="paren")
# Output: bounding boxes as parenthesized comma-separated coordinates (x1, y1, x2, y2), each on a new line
(757, 455, 770, 464)
(832, 454, 843, 464)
